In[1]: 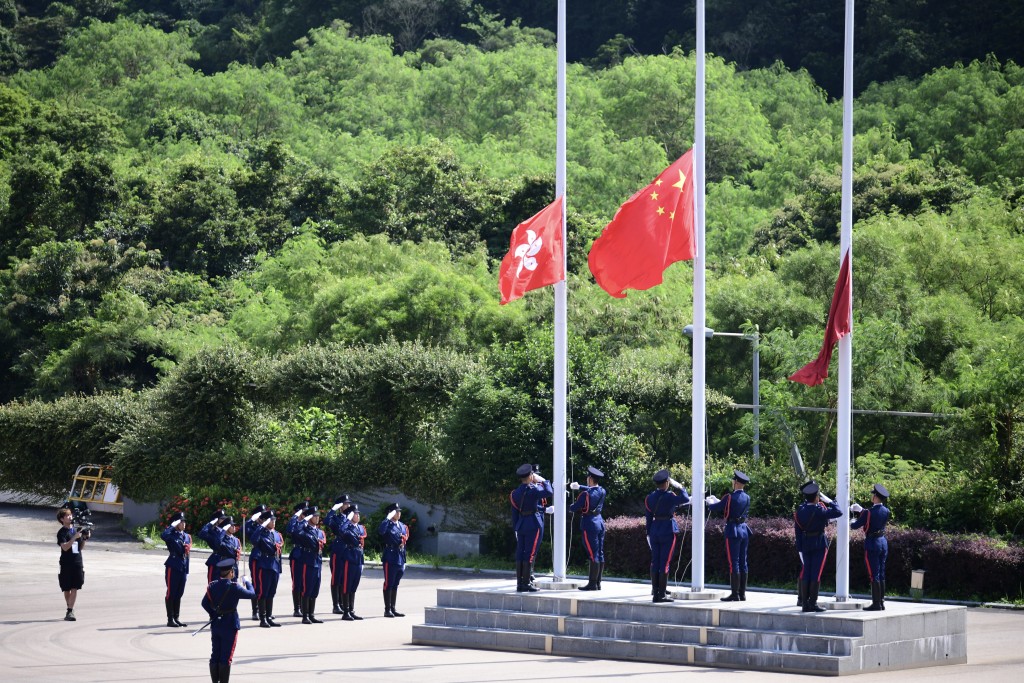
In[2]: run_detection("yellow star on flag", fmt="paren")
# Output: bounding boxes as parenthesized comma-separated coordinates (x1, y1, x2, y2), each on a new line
(656, 206, 665, 215)
(672, 169, 687, 191)
(650, 191, 659, 201)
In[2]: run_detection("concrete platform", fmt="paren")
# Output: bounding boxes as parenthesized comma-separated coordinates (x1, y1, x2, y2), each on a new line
(412, 582, 967, 675)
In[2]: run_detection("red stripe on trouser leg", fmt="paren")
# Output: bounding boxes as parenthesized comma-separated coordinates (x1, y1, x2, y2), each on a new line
(864, 551, 873, 582)
(228, 631, 238, 664)
(529, 531, 541, 563)
(343, 562, 349, 594)
(663, 536, 677, 574)
(165, 568, 171, 599)
(725, 539, 733, 575)
(583, 530, 595, 562)
(384, 563, 389, 590)
(817, 546, 830, 582)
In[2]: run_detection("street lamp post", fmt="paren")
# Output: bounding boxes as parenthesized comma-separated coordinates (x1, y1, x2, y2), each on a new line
(683, 324, 760, 459)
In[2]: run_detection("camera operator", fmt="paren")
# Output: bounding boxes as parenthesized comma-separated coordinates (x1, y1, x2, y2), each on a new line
(57, 507, 88, 621)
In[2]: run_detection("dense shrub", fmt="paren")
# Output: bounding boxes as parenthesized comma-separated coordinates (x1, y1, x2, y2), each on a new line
(0, 392, 141, 497)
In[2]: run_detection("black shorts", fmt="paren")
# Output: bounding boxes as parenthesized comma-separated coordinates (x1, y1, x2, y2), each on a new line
(59, 561, 84, 592)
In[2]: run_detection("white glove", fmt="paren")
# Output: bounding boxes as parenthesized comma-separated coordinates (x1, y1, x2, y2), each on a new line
(850, 503, 863, 514)
(250, 511, 261, 522)
(387, 510, 398, 521)
(828, 517, 838, 525)
(533, 474, 546, 483)
(668, 478, 683, 490)
(545, 506, 555, 514)
(209, 517, 220, 525)
(569, 482, 580, 490)
(172, 519, 183, 528)
(819, 492, 833, 504)
(261, 518, 272, 528)
(332, 502, 343, 511)
(705, 495, 719, 505)
(346, 511, 355, 521)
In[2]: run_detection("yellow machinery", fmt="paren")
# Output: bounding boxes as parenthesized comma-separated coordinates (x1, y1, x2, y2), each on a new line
(67, 464, 123, 514)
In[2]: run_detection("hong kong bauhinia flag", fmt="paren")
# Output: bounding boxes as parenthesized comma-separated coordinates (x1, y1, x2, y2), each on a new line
(588, 149, 695, 298)
(498, 196, 565, 305)
(789, 250, 852, 386)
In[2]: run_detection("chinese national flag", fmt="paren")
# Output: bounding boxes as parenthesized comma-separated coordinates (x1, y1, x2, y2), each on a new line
(588, 149, 695, 298)
(789, 250, 852, 386)
(498, 196, 565, 305)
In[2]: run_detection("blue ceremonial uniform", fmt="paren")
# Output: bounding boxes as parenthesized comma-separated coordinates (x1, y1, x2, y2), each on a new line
(331, 518, 366, 595)
(708, 489, 751, 575)
(161, 525, 191, 600)
(794, 500, 843, 586)
(510, 480, 554, 563)
(851, 502, 890, 583)
(202, 576, 255, 667)
(568, 485, 606, 563)
(250, 524, 282, 601)
(199, 521, 226, 583)
(292, 522, 325, 598)
(379, 519, 409, 591)
(644, 487, 690, 575)
(285, 513, 306, 597)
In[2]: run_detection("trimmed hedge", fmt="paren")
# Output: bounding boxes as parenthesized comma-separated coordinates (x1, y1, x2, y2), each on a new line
(599, 514, 1024, 602)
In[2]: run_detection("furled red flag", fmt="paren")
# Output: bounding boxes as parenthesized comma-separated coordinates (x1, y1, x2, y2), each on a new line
(789, 250, 852, 386)
(587, 149, 695, 298)
(498, 196, 565, 305)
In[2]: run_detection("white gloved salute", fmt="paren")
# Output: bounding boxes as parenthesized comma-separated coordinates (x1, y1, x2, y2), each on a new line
(850, 503, 863, 514)
(668, 478, 684, 490)
(569, 482, 580, 490)
(346, 511, 355, 520)
(544, 506, 555, 514)
(250, 511, 262, 522)
(261, 517, 272, 528)
(332, 502, 344, 511)
(819, 492, 833, 504)
(705, 495, 720, 505)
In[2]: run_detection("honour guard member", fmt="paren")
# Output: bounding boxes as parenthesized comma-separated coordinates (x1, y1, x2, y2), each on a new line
(244, 504, 268, 621)
(510, 463, 554, 592)
(286, 500, 310, 617)
(292, 505, 326, 624)
(324, 494, 353, 614)
(201, 557, 255, 683)
(794, 479, 814, 606)
(250, 510, 283, 627)
(706, 470, 751, 602)
(794, 482, 843, 612)
(337, 504, 367, 620)
(199, 509, 227, 584)
(851, 483, 891, 611)
(161, 511, 191, 627)
(645, 469, 690, 602)
(568, 466, 606, 591)
(379, 502, 410, 617)
(203, 515, 241, 584)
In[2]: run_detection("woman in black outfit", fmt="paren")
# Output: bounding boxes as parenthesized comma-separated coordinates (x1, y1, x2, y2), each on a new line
(57, 507, 87, 621)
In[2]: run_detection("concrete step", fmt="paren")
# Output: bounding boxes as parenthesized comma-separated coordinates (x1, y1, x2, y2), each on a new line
(424, 606, 855, 655)
(411, 623, 847, 674)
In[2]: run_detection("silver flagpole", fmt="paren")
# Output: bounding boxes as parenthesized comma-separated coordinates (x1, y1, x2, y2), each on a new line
(835, 0, 856, 603)
(552, 0, 568, 582)
(690, 0, 708, 593)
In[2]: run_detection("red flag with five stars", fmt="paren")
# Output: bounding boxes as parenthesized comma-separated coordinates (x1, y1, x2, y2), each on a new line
(498, 196, 565, 305)
(587, 149, 695, 298)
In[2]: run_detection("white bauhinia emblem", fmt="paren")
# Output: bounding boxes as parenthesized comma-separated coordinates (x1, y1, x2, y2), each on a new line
(514, 229, 543, 278)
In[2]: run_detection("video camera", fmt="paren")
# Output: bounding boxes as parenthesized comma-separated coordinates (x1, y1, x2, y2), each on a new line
(64, 500, 94, 539)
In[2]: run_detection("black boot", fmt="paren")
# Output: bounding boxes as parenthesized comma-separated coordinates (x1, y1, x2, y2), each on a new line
(596, 562, 604, 590)
(880, 580, 886, 610)
(209, 662, 219, 682)
(529, 560, 538, 588)
(653, 573, 673, 603)
(863, 581, 884, 611)
(662, 573, 675, 601)
(797, 580, 807, 607)
(308, 597, 323, 623)
(266, 597, 281, 627)
(739, 572, 748, 601)
(172, 598, 188, 627)
(383, 589, 395, 617)
(166, 598, 179, 627)
(218, 662, 230, 683)
(350, 592, 363, 620)
(293, 590, 302, 618)
(341, 592, 355, 621)
(803, 582, 826, 613)
(301, 596, 312, 624)
(578, 562, 598, 591)
(514, 561, 524, 592)
(721, 573, 740, 602)
(251, 597, 258, 621)
(332, 584, 343, 614)
(390, 588, 405, 617)
(651, 569, 657, 596)
(259, 598, 271, 627)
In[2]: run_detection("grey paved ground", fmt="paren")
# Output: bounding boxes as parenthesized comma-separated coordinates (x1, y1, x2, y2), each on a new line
(2, 503, 1023, 682)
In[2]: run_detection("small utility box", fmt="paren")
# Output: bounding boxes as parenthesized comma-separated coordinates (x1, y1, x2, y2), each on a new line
(910, 569, 926, 600)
